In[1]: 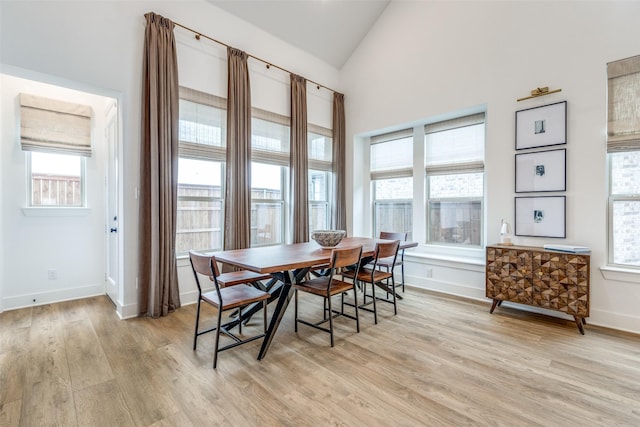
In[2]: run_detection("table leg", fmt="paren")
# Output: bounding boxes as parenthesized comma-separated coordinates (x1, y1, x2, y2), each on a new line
(257, 270, 296, 360)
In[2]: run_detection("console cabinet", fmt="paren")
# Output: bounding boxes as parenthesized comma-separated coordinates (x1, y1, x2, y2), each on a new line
(485, 244, 590, 334)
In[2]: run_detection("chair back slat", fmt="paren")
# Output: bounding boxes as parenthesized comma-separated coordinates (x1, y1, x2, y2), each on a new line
(379, 231, 407, 242)
(376, 240, 400, 260)
(332, 246, 363, 270)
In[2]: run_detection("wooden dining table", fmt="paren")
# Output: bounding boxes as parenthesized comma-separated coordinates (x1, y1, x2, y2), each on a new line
(211, 236, 417, 360)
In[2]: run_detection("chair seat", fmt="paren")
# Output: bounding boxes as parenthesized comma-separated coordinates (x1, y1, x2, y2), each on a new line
(342, 267, 392, 283)
(216, 270, 271, 287)
(293, 277, 354, 297)
(202, 285, 269, 311)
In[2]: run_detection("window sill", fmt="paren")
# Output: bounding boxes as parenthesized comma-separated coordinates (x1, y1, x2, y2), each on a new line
(22, 207, 91, 217)
(600, 265, 640, 284)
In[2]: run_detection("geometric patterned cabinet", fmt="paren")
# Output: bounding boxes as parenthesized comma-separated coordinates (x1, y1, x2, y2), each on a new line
(486, 244, 590, 334)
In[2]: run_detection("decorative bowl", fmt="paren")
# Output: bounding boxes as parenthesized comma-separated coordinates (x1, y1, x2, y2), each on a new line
(310, 230, 346, 248)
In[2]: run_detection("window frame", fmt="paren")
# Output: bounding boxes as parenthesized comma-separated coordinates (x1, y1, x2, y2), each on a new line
(27, 151, 87, 208)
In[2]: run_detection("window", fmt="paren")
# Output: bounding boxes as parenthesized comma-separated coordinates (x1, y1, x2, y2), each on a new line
(370, 130, 413, 239)
(251, 111, 290, 246)
(176, 88, 226, 255)
(308, 126, 333, 232)
(607, 55, 640, 267)
(29, 152, 84, 206)
(425, 114, 485, 247)
(20, 93, 92, 207)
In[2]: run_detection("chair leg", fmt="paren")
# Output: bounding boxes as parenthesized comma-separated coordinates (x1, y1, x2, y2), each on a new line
(353, 287, 360, 333)
(263, 300, 267, 333)
(238, 306, 242, 335)
(401, 263, 405, 292)
(294, 289, 299, 332)
(371, 281, 378, 325)
(327, 295, 334, 347)
(193, 298, 202, 350)
(213, 307, 223, 369)
(391, 276, 397, 315)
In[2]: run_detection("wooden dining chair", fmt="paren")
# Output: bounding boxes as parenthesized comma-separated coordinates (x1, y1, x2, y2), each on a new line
(189, 250, 271, 369)
(377, 231, 408, 293)
(342, 240, 400, 324)
(293, 245, 363, 347)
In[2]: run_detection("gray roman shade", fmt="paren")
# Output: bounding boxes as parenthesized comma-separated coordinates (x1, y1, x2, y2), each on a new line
(20, 93, 93, 156)
(370, 128, 413, 180)
(308, 123, 332, 172)
(178, 87, 227, 161)
(607, 55, 640, 153)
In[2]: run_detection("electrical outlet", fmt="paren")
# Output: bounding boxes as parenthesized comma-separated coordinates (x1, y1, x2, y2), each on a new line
(47, 269, 57, 280)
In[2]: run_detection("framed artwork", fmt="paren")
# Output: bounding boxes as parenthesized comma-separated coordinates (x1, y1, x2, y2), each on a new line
(515, 101, 567, 150)
(515, 149, 566, 193)
(515, 196, 566, 238)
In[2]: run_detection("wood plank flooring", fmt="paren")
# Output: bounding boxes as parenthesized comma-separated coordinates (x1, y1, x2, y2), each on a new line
(1, 288, 639, 426)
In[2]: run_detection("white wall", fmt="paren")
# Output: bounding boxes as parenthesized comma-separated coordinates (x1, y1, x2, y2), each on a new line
(1, 1, 339, 316)
(0, 74, 109, 310)
(342, 1, 640, 334)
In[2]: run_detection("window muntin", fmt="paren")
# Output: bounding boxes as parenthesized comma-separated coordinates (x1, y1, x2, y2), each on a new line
(425, 118, 485, 247)
(29, 152, 84, 206)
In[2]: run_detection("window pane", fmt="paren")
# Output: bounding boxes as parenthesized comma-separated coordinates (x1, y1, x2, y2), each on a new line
(308, 132, 332, 162)
(310, 202, 329, 232)
(371, 137, 413, 171)
(429, 173, 483, 198)
(309, 170, 328, 201)
(611, 151, 640, 195)
(251, 162, 284, 246)
(309, 170, 329, 232)
(176, 158, 223, 253)
(31, 152, 82, 206)
(425, 123, 484, 166)
(612, 200, 640, 266)
(374, 201, 413, 240)
(179, 99, 225, 147)
(428, 200, 481, 245)
(373, 177, 413, 200)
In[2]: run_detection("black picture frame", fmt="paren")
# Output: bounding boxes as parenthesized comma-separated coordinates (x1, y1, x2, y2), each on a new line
(515, 101, 567, 150)
(515, 196, 566, 238)
(515, 149, 566, 193)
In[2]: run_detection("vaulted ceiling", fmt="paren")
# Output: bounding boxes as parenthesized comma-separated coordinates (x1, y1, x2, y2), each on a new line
(208, 0, 390, 69)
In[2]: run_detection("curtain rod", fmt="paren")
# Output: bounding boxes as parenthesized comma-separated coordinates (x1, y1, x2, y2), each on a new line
(171, 20, 336, 94)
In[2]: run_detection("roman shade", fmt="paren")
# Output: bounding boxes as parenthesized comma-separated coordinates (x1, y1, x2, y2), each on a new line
(20, 93, 92, 156)
(607, 55, 640, 153)
(178, 86, 227, 161)
(370, 128, 413, 180)
(251, 108, 291, 166)
(308, 123, 332, 172)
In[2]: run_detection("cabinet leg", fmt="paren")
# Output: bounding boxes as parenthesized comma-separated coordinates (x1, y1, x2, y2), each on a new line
(573, 316, 585, 335)
(490, 299, 500, 314)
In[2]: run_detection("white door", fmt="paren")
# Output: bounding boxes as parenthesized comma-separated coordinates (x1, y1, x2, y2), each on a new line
(105, 100, 119, 306)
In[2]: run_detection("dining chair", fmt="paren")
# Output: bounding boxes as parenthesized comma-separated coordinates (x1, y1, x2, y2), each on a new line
(377, 231, 408, 293)
(293, 245, 363, 347)
(342, 240, 400, 324)
(189, 250, 271, 369)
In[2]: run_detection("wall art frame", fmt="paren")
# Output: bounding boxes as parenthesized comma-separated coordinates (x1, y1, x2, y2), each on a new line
(515, 101, 567, 150)
(515, 148, 566, 193)
(515, 195, 566, 238)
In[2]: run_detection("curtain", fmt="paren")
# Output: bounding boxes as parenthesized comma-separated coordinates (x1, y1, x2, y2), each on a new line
(331, 92, 347, 232)
(290, 74, 308, 243)
(224, 47, 252, 250)
(139, 12, 181, 317)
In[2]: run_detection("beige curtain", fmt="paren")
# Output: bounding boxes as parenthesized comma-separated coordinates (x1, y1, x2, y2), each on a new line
(290, 74, 308, 243)
(224, 47, 252, 250)
(332, 92, 347, 231)
(139, 12, 181, 317)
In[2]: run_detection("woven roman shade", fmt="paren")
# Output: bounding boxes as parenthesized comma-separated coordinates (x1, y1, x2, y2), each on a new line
(425, 112, 485, 174)
(607, 55, 640, 153)
(178, 87, 227, 161)
(308, 124, 332, 172)
(20, 93, 93, 156)
(370, 128, 413, 180)
(251, 108, 290, 166)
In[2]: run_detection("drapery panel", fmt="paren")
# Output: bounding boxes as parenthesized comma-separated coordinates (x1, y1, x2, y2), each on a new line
(139, 12, 181, 317)
(331, 92, 347, 232)
(224, 47, 252, 250)
(290, 74, 309, 243)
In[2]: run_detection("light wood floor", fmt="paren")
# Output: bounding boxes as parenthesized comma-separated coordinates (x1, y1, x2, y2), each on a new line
(1, 288, 639, 426)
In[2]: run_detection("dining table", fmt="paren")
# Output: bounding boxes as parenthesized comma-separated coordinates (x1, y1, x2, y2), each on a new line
(211, 236, 418, 360)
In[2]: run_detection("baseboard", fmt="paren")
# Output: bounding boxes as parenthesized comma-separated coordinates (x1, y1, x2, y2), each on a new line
(1, 283, 104, 312)
(407, 274, 486, 301)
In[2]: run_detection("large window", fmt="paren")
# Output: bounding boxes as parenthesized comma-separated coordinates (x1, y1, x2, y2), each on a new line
(251, 112, 289, 246)
(425, 114, 485, 247)
(176, 88, 226, 255)
(607, 55, 640, 267)
(370, 130, 413, 238)
(308, 127, 333, 232)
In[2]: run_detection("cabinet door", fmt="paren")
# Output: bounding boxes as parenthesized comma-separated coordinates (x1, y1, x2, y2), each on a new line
(486, 247, 533, 304)
(532, 252, 590, 316)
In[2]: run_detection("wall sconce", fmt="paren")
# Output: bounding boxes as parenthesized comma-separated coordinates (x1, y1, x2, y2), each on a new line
(500, 219, 513, 246)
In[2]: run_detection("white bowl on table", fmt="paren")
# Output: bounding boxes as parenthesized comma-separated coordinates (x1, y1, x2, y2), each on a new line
(310, 230, 346, 248)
